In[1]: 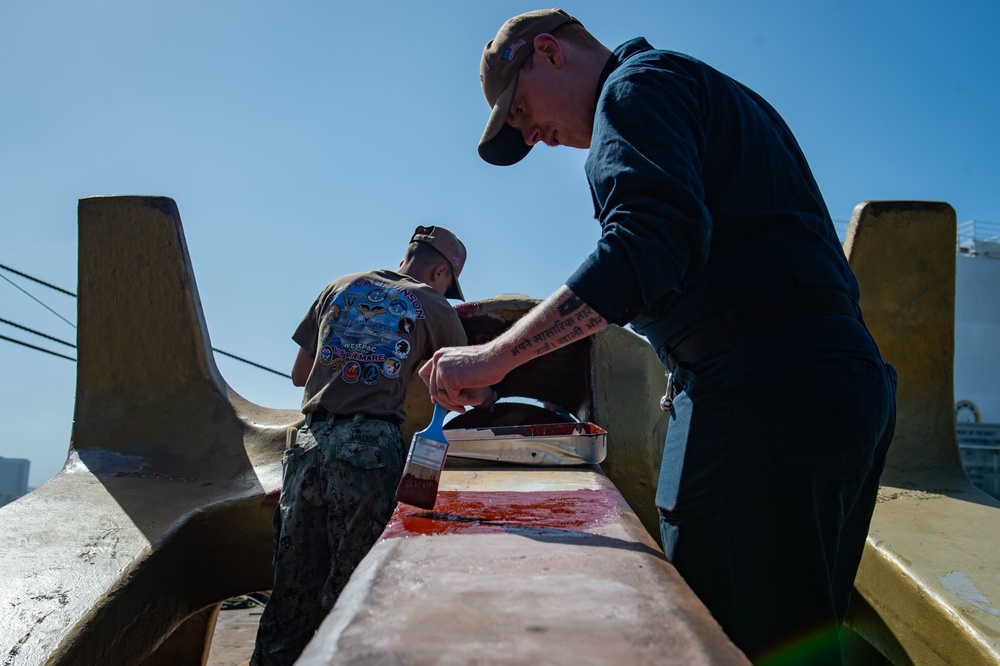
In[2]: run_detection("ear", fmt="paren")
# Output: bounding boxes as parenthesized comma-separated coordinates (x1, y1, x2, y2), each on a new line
(533, 33, 563, 67)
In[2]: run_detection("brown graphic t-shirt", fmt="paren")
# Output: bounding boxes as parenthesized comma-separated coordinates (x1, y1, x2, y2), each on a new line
(292, 269, 467, 422)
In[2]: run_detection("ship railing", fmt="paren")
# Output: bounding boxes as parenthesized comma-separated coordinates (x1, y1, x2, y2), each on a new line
(958, 219, 1000, 257)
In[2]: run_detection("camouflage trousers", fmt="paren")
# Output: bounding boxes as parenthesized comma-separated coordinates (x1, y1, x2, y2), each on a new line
(250, 414, 403, 666)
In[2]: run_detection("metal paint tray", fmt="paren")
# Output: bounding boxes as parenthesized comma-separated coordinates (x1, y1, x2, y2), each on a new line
(443, 422, 607, 466)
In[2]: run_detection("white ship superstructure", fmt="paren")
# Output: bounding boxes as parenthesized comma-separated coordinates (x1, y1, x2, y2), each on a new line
(955, 219, 1000, 498)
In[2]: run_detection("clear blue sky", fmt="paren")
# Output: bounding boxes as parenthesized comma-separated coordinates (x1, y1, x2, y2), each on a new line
(2, 1, 998, 487)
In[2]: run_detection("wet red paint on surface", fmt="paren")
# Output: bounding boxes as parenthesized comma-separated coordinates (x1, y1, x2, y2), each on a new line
(380, 488, 617, 540)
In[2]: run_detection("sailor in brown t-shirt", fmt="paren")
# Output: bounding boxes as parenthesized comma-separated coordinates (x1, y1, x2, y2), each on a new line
(251, 226, 496, 666)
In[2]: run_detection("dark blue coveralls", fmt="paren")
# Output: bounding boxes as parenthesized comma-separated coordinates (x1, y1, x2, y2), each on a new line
(566, 38, 897, 665)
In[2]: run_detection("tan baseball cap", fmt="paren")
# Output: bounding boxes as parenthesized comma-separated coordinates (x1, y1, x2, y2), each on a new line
(478, 8, 581, 166)
(411, 225, 467, 300)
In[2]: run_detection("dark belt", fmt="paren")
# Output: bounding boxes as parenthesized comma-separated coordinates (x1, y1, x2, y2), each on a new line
(664, 291, 862, 370)
(305, 409, 401, 427)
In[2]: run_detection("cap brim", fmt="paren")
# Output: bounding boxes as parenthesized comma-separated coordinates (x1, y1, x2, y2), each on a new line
(445, 279, 465, 301)
(477, 74, 533, 167)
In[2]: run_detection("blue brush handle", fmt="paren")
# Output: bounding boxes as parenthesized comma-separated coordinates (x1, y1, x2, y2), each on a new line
(419, 402, 449, 443)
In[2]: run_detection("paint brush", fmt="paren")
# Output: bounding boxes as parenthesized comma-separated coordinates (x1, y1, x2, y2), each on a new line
(394, 403, 451, 509)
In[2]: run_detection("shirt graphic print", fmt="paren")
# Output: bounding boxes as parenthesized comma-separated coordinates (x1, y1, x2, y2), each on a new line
(317, 278, 424, 387)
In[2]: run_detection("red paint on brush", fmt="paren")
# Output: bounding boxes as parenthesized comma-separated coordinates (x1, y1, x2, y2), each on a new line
(395, 404, 450, 509)
(381, 488, 617, 540)
(393, 471, 439, 510)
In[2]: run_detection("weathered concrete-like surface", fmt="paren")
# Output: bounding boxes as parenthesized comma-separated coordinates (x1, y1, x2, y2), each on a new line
(0, 196, 300, 665)
(298, 464, 749, 665)
(7, 195, 1000, 665)
(845, 201, 1000, 665)
(0, 196, 684, 665)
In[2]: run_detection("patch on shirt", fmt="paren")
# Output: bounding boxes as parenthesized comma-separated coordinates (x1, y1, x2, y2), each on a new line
(320, 280, 423, 387)
(342, 361, 361, 383)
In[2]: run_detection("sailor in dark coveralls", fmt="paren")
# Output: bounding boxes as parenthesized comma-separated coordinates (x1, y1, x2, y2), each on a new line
(422, 10, 896, 665)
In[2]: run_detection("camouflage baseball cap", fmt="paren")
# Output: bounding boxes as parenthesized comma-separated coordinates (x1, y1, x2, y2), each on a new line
(411, 225, 467, 300)
(478, 8, 581, 166)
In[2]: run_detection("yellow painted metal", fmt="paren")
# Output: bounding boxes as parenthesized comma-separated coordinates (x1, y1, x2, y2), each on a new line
(845, 201, 1000, 665)
(0, 197, 300, 665)
(590, 325, 669, 538)
(3, 196, 998, 665)
(0, 199, 675, 664)
(138, 604, 221, 666)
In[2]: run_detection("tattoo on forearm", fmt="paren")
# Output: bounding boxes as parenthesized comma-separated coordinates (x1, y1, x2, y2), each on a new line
(520, 301, 606, 358)
(510, 338, 533, 357)
(558, 294, 585, 317)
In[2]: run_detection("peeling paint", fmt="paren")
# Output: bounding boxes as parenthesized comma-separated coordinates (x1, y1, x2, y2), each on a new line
(938, 571, 1000, 618)
(64, 449, 148, 475)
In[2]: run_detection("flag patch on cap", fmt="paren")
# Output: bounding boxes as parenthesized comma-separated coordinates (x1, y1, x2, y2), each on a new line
(501, 38, 526, 61)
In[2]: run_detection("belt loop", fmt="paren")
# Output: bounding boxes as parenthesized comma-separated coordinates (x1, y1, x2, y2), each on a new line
(305, 412, 314, 427)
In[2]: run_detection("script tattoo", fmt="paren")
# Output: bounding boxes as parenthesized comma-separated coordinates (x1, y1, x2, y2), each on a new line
(526, 300, 606, 358)
(510, 338, 534, 357)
